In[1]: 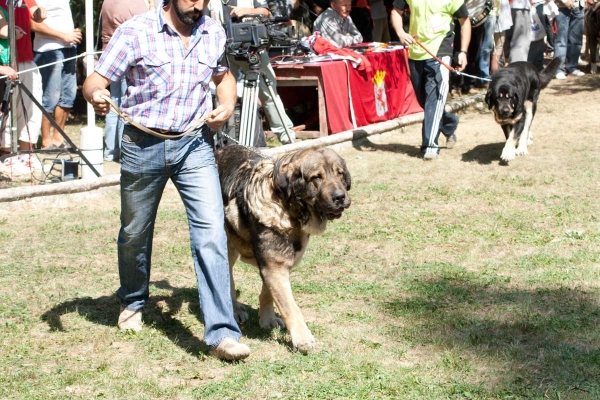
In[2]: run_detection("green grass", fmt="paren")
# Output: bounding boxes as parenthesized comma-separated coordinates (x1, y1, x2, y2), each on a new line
(1, 78, 600, 398)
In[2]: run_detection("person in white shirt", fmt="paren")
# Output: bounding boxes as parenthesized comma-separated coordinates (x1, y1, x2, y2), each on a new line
(313, 0, 362, 48)
(31, 0, 81, 150)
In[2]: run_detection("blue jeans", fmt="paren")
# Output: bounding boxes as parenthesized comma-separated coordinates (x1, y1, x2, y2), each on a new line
(104, 79, 127, 161)
(479, 15, 496, 81)
(409, 57, 458, 155)
(117, 125, 241, 348)
(33, 47, 77, 112)
(554, 6, 584, 74)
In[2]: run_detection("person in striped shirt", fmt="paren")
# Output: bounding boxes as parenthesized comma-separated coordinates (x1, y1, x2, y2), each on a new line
(83, 0, 250, 361)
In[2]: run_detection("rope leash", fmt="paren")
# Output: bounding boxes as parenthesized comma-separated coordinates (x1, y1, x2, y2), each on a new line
(100, 95, 213, 139)
(0, 51, 104, 81)
(217, 130, 272, 160)
(411, 38, 492, 83)
(101, 94, 271, 160)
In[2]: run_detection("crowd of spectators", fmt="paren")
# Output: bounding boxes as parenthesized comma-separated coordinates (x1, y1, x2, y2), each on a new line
(286, 0, 595, 90)
(0, 0, 598, 175)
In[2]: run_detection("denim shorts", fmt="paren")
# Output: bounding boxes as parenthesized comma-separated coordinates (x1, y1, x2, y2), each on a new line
(33, 47, 77, 112)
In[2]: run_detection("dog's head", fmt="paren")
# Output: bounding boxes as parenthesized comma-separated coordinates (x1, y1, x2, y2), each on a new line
(274, 148, 351, 221)
(486, 83, 519, 120)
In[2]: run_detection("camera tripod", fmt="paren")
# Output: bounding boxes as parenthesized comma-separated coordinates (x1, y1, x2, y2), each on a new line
(2, 78, 101, 178)
(236, 51, 295, 147)
(2, 0, 100, 178)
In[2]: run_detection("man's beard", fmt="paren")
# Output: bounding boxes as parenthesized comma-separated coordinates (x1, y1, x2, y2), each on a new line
(173, 0, 202, 25)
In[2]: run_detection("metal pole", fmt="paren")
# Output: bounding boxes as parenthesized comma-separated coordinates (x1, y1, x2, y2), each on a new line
(239, 80, 250, 145)
(8, 0, 18, 153)
(85, 0, 95, 128)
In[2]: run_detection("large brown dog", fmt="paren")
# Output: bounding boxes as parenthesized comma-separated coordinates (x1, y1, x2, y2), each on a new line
(215, 145, 351, 353)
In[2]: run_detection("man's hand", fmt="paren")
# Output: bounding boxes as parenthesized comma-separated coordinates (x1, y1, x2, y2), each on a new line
(14, 26, 26, 40)
(31, 6, 46, 22)
(398, 31, 416, 47)
(205, 103, 235, 131)
(563, 0, 574, 8)
(229, 6, 250, 18)
(63, 29, 82, 45)
(89, 89, 111, 116)
(456, 52, 468, 72)
(0, 66, 18, 80)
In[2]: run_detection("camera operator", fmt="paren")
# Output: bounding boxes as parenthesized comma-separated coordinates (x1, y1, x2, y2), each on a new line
(208, 0, 297, 144)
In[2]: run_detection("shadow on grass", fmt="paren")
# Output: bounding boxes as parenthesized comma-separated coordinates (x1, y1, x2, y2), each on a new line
(352, 137, 422, 158)
(546, 75, 600, 96)
(382, 274, 600, 396)
(41, 279, 274, 358)
(461, 142, 505, 165)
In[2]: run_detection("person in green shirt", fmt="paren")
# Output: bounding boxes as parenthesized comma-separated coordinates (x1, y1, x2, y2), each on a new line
(391, 0, 471, 160)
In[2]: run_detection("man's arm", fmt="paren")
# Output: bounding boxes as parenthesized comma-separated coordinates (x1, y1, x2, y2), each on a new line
(83, 72, 112, 116)
(30, 21, 82, 45)
(208, 71, 237, 130)
(345, 19, 363, 45)
(228, 5, 271, 18)
(316, 12, 360, 48)
(390, 7, 414, 46)
(23, 0, 46, 22)
(456, 16, 470, 72)
(0, 10, 25, 39)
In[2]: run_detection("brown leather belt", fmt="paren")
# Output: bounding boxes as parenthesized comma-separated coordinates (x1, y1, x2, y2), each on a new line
(101, 94, 213, 140)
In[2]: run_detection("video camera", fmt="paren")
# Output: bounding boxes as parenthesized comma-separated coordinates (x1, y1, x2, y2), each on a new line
(225, 15, 299, 62)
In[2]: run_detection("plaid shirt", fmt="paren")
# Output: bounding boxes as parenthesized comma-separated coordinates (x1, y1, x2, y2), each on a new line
(313, 8, 363, 49)
(95, 7, 228, 132)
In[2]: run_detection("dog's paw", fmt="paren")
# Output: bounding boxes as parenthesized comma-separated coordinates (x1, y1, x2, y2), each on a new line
(515, 146, 528, 156)
(500, 147, 516, 163)
(259, 315, 286, 330)
(233, 302, 248, 324)
(293, 333, 316, 354)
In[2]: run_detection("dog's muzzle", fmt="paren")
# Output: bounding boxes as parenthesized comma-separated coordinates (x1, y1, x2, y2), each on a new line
(324, 190, 351, 220)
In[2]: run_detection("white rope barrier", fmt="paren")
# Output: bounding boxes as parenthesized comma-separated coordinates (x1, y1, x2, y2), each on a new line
(0, 50, 104, 80)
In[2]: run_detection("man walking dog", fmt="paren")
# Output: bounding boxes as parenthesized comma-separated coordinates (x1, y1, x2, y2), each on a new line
(83, 0, 250, 361)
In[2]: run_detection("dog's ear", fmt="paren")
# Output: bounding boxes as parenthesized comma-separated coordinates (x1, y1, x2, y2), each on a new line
(485, 88, 493, 110)
(341, 160, 351, 191)
(274, 160, 293, 200)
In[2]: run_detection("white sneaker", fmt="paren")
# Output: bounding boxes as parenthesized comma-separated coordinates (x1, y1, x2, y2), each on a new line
(118, 307, 143, 332)
(555, 72, 566, 80)
(209, 338, 250, 361)
(569, 69, 585, 77)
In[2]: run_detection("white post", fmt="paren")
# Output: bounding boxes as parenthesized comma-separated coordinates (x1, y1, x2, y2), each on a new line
(81, 0, 104, 178)
(85, 0, 95, 128)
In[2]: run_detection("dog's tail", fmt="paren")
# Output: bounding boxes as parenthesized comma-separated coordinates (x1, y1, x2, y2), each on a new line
(539, 57, 561, 89)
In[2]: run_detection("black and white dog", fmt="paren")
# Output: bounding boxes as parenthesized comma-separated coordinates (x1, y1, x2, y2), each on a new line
(484, 58, 561, 164)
